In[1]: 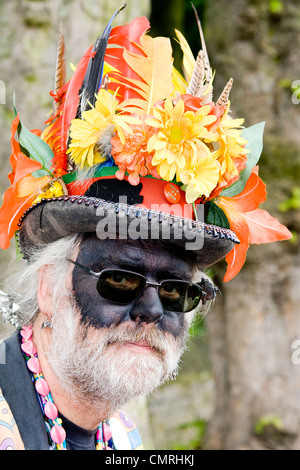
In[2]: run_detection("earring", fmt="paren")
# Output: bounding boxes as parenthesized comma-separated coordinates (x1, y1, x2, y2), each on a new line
(170, 370, 177, 381)
(40, 316, 53, 330)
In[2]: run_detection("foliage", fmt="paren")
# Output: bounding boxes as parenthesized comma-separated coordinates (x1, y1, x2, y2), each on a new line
(268, 0, 283, 14)
(254, 414, 283, 435)
(189, 316, 206, 338)
(171, 419, 207, 450)
(278, 187, 300, 212)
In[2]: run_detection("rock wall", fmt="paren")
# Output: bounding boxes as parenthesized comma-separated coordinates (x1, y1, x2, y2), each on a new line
(202, 0, 300, 450)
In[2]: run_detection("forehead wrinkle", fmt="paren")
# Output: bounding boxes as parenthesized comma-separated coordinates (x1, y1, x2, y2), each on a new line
(103, 248, 194, 281)
(102, 248, 164, 274)
(78, 237, 195, 279)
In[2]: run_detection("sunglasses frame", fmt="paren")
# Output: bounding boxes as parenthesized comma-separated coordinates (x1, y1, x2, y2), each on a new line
(67, 258, 206, 313)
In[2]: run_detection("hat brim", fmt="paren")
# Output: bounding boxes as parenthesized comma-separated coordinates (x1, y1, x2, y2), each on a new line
(18, 195, 239, 269)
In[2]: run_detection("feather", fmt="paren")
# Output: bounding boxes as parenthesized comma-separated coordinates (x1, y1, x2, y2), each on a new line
(107, 16, 150, 57)
(80, 3, 126, 115)
(104, 16, 150, 102)
(191, 3, 212, 85)
(40, 25, 68, 176)
(174, 29, 195, 82)
(110, 34, 174, 115)
(61, 2, 127, 170)
(186, 50, 205, 96)
(60, 44, 95, 156)
(174, 25, 212, 102)
(216, 78, 233, 106)
(54, 22, 66, 114)
(172, 66, 187, 95)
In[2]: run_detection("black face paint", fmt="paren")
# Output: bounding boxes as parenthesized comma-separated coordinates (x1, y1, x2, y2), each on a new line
(72, 236, 196, 338)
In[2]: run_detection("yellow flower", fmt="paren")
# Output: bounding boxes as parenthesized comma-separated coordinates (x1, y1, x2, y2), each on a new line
(212, 104, 249, 185)
(67, 89, 141, 168)
(180, 155, 220, 203)
(145, 97, 220, 201)
(146, 97, 218, 182)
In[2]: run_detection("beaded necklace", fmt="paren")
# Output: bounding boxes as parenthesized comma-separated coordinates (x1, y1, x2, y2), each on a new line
(20, 325, 113, 450)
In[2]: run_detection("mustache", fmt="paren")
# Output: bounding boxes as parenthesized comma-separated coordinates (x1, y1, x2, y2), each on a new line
(101, 323, 172, 355)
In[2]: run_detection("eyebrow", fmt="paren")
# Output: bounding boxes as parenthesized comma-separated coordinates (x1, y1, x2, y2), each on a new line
(90, 254, 193, 281)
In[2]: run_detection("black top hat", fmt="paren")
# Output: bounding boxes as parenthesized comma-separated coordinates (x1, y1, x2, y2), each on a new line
(0, 4, 291, 281)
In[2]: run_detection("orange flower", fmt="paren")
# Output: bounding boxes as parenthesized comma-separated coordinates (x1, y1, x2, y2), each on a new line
(0, 114, 45, 249)
(111, 120, 160, 186)
(216, 167, 292, 281)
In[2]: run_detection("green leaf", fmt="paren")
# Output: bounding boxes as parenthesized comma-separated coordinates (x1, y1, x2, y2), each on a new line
(13, 98, 54, 177)
(220, 121, 265, 198)
(205, 201, 230, 229)
(19, 123, 54, 177)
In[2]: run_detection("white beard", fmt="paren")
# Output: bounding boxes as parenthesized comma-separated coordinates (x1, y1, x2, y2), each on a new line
(46, 296, 192, 415)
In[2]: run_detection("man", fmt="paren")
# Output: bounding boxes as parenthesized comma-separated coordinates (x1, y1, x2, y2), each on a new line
(0, 235, 216, 450)
(0, 6, 291, 450)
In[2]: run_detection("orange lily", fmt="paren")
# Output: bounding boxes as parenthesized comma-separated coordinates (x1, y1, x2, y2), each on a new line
(216, 166, 292, 282)
(0, 114, 50, 250)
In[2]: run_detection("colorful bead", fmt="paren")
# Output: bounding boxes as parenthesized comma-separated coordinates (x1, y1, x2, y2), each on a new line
(95, 442, 105, 450)
(35, 378, 50, 397)
(102, 422, 112, 442)
(22, 325, 33, 332)
(44, 401, 58, 420)
(20, 325, 114, 451)
(20, 327, 32, 341)
(27, 356, 41, 374)
(21, 339, 37, 356)
(50, 424, 66, 445)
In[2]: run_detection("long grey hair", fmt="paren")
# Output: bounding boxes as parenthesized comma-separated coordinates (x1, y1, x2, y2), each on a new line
(0, 235, 82, 335)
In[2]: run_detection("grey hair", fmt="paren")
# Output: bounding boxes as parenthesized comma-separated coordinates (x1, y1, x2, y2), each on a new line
(6, 234, 83, 328)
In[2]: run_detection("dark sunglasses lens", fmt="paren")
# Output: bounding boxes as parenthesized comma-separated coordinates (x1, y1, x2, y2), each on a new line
(159, 281, 202, 312)
(97, 270, 146, 304)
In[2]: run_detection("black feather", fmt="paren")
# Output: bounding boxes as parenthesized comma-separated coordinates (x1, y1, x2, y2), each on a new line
(79, 3, 126, 116)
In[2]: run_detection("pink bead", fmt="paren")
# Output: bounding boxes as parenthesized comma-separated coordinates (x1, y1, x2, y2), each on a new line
(50, 424, 66, 444)
(27, 356, 41, 374)
(102, 423, 112, 442)
(35, 378, 50, 397)
(20, 327, 32, 341)
(21, 340, 37, 357)
(96, 429, 102, 441)
(44, 401, 58, 420)
(22, 325, 33, 333)
(105, 446, 113, 450)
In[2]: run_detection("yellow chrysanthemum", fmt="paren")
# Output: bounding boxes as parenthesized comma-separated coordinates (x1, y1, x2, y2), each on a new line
(212, 104, 249, 184)
(146, 97, 218, 181)
(180, 155, 220, 203)
(67, 89, 141, 168)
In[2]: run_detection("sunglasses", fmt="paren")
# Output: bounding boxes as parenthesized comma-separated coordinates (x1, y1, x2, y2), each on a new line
(68, 259, 213, 313)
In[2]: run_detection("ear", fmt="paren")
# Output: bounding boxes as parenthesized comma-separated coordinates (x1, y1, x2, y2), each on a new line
(37, 265, 54, 318)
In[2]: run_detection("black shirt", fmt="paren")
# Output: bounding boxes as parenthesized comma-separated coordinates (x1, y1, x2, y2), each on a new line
(60, 413, 98, 450)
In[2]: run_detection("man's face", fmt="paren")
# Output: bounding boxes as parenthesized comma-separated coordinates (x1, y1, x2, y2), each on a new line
(72, 235, 196, 338)
(47, 236, 198, 409)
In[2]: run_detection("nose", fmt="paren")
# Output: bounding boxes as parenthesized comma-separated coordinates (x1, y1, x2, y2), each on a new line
(129, 286, 164, 325)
